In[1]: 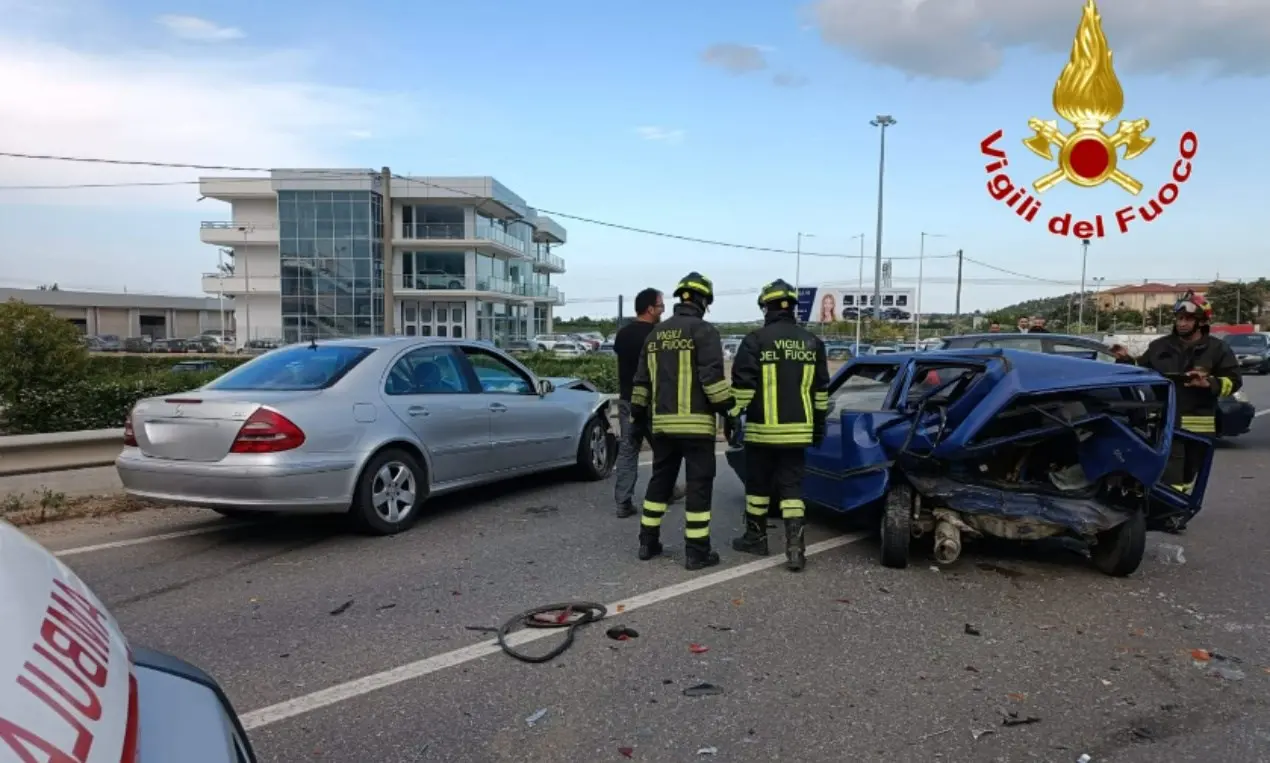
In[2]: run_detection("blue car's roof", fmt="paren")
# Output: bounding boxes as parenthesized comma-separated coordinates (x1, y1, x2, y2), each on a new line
(851, 347, 1161, 393)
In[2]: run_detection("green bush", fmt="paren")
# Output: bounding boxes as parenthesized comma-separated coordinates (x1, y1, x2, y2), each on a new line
(5, 372, 221, 434)
(86, 354, 248, 377)
(0, 300, 90, 406)
(518, 353, 618, 394)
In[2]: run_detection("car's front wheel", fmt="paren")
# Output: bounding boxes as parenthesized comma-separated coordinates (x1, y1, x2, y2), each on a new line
(350, 448, 426, 535)
(1090, 511, 1146, 576)
(879, 481, 913, 569)
(575, 415, 616, 480)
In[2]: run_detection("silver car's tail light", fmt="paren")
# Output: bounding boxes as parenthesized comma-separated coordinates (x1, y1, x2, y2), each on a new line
(230, 409, 305, 453)
(123, 412, 137, 447)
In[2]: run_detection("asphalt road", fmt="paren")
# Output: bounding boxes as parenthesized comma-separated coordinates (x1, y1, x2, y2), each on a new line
(24, 377, 1270, 762)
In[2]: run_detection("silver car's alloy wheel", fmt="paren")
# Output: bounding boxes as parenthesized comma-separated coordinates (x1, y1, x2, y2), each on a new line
(589, 424, 608, 471)
(371, 461, 417, 524)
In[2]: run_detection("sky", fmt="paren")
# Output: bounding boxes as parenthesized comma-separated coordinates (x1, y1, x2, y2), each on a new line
(0, 0, 1267, 321)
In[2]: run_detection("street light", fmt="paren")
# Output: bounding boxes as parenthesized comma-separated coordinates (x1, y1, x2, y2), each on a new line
(795, 232, 814, 293)
(916, 232, 946, 343)
(870, 115, 896, 320)
(1077, 238, 1090, 332)
(850, 233, 865, 350)
(1091, 276, 1105, 332)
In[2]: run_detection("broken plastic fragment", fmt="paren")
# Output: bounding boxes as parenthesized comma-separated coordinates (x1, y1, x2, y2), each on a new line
(606, 626, 639, 641)
(1156, 543, 1186, 564)
(618, 747, 634, 758)
(696, 747, 718, 755)
(971, 729, 994, 741)
(1190, 648, 1211, 663)
(683, 682, 724, 697)
(689, 643, 709, 654)
(525, 708, 548, 726)
(1077, 755, 1091, 763)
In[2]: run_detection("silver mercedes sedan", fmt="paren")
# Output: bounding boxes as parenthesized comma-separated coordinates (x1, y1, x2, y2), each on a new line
(115, 337, 616, 535)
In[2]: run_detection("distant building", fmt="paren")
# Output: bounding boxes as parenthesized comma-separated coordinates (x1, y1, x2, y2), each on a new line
(1095, 282, 1211, 314)
(196, 170, 567, 345)
(0, 287, 232, 339)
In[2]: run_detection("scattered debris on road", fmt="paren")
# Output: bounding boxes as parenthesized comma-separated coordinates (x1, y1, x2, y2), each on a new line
(696, 747, 718, 755)
(523, 504, 558, 516)
(964, 623, 981, 636)
(1156, 543, 1186, 564)
(707, 624, 733, 631)
(497, 602, 608, 663)
(971, 728, 994, 741)
(606, 626, 638, 641)
(1077, 754, 1091, 763)
(328, 600, 353, 616)
(683, 682, 724, 697)
(1001, 711, 1040, 727)
(689, 643, 709, 654)
(618, 747, 633, 758)
(525, 708, 548, 727)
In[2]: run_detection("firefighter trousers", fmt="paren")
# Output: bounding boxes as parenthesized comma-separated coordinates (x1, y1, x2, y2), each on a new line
(743, 445, 806, 521)
(642, 437, 716, 551)
(1163, 432, 1209, 493)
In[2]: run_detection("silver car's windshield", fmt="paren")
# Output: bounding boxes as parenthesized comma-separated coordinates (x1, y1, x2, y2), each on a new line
(207, 346, 373, 391)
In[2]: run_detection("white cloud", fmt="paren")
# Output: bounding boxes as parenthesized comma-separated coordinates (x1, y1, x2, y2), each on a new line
(155, 14, 243, 42)
(0, 34, 423, 208)
(634, 126, 685, 144)
(701, 43, 769, 74)
(808, 0, 1270, 80)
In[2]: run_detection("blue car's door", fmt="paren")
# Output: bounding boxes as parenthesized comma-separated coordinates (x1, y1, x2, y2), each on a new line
(803, 361, 907, 512)
(1146, 428, 1215, 531)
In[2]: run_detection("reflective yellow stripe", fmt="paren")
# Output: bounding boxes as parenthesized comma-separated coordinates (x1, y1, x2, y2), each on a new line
(1170, 481, 1195, 495)
(1218, 377, 1233, 396)
(746, 495, 770, 506)
(678, 350, 691, 417)
(641, 500, 668, 528)
(1180, 415, 1215, 433)
(704, 381, 732, 405)
(800, 364, 813, 426)
(684, 526, 710, 539)
(746, 432, 814, 445)
(630, 386, 649, 406)
(761, 364, 777, 426)
(779, 498, 805, 518)
(813, 391, 828, 412)
(648, 353, 658, 410)
(644, 501, 668, 511)
(679, 280, 711, 294)
(685, 511, 710, 523)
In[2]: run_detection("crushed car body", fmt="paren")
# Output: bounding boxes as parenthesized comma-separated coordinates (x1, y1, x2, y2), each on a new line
(726, 348, 1213, 576)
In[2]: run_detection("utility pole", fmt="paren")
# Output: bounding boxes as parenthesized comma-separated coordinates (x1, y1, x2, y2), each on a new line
(381, 166, 395, 335)
(953, 249, 963, 329)
(617, 294, 624, 324)
(852, 233, 865, 350)
(795, 232, 814, 294)
(870, 115, 896, 320)
(916, 231, 945, 344)
(1077, 238, 1090, 332)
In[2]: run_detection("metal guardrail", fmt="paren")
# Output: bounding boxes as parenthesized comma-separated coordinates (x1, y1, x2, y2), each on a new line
(0, 429, 123, 478)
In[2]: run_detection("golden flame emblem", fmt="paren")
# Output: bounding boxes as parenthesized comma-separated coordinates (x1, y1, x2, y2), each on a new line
(1023, 0, 1154, 194)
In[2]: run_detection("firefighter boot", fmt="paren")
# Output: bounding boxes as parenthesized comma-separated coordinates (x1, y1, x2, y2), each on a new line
(684, 540, 721, 571)
(784, 518, 806, 572)
(731, 516, 770, 556)
(638, 527, 663, 561)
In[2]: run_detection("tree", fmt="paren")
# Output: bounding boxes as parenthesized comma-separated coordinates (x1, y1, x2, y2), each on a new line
(1204, 279, 1269, 324)
(0, 299, 90, 407)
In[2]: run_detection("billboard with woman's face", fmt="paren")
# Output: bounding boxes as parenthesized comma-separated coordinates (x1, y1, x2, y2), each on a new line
(795, 286, 915, 323)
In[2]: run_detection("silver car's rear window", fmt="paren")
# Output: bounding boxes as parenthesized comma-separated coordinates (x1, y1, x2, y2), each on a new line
(207, 346, 373, 391)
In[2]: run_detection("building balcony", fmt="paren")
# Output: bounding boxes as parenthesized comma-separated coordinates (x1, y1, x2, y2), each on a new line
(201, 272, 281, 295)
(201, 221, 279, 246)
(394, 222, 532, 260)
(551, 287, 565, 306)
(395, 273, 560, 303)
(532, 248, 566, 273)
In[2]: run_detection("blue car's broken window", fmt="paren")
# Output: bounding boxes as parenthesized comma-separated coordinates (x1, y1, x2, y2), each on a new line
(830, 364, 900, 414)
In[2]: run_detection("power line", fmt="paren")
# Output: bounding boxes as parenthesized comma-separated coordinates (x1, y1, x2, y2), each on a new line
(0, 149, 945, 260)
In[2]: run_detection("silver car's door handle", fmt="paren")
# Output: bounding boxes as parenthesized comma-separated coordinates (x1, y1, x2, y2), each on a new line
(489, 402, 507, 412)
(407, 406, 429, 417)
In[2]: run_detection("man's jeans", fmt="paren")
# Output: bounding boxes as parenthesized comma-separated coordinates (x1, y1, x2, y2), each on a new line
(614, 400, 648, 508)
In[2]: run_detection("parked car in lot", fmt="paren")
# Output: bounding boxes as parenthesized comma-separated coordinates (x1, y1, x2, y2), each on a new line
(530, 333, 573, 352)
(1, 520, 259, 762)
(938, 332, 1257, 438)
(1223, 331, 1270, 375)
(551, 341, 585, 358)
(116, 338, 616, 535)
(238, 338, 283, 356)
(727, 349, 1213, 576)
(172, 359, 222, 373)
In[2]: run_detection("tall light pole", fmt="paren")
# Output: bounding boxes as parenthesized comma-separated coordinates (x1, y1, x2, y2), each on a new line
(916, 232, 945, 343)
(1077, 238, 1090, 333)
(795, 232, 814, 294)
(850, 233, 865, 350)
(1091, 276, 1105, 332)
(870, 115, 896, 320)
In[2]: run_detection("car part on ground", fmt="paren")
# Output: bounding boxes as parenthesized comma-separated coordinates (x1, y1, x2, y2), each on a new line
(726, 349, 1213, 576)
(116, 337, 615, 535)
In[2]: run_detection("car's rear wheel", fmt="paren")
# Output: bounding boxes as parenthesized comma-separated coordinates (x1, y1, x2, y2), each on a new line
(880, 481, 913, 569)
(350, 448, 426, 535)
(575, 415, 616, 480)
(1090, 511, 1146, 577)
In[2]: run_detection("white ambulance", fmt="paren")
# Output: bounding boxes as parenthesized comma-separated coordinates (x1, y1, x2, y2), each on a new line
(0, 520, 258, 762)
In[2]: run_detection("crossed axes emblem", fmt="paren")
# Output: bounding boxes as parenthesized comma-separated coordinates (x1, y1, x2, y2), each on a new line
(1023, 118, 1154, 195)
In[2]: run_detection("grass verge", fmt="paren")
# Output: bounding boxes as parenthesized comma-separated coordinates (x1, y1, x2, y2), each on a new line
(1, 487, 158, 527)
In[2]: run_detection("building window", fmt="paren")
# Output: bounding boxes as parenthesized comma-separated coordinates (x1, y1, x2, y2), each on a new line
(402, 251, 465, 290)
(279, 190, 384, 343)
(401, 204, 465, 240)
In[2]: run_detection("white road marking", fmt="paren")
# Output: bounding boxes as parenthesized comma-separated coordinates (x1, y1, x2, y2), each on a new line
(240, 530, 869, 730)
(1254, 409, 1269, 418)
(48, 450, 730, 558)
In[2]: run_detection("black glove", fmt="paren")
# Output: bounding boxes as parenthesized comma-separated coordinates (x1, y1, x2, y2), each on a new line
(812, 417, 826, 447)
(723, 414, 741, 447)
(630, 406, 650, 444)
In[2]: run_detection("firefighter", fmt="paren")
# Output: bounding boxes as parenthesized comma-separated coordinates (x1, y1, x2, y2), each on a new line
(1113, 291, 1240, 495)
(629, 272, 733, 570)
(729, 279, 830, 571)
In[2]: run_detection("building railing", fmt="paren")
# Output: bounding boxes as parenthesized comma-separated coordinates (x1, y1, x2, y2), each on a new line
(533, 249, 565, 270)
(401, 273, 468, 290)
(474, 223, 530, 255)
(201, 221, 279, 230)
(400, 222, 465, 239)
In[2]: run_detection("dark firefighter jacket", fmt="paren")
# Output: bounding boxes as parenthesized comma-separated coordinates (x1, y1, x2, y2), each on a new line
(630, 301, 732, 437)
(730, 311, 830, 446)
(1121, 328, 1241, 434)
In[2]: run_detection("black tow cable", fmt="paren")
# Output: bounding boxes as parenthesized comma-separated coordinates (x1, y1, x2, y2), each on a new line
(488, 602, 608, 663)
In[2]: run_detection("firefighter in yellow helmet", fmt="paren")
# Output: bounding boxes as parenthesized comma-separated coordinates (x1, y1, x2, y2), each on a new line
(629, 272, 732, 570)
(729, 279, 829, 571)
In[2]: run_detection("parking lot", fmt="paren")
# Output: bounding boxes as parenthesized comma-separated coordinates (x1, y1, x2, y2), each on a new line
(19, 376, 1270, 762)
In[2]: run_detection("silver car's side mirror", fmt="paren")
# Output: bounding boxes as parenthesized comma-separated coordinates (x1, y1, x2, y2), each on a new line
(537, 379, 554, 396)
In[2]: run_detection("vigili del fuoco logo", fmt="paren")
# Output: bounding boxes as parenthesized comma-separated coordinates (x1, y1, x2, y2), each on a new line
(979, 0, 1196, 238)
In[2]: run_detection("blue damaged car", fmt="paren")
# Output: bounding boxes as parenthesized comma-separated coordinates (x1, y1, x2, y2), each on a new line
(726, 348, 1213, 576)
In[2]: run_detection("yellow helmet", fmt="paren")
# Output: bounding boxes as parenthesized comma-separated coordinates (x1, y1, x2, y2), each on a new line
(675, 272, 714, 305)
(757, 279, 797, 310)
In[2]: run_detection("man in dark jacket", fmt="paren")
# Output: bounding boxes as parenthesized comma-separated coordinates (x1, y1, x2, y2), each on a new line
(1113, 291, 1240, 491)
(728, 279, 830, 571)
(630, 272, 732, 570)
(612, 288, 684, 517)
